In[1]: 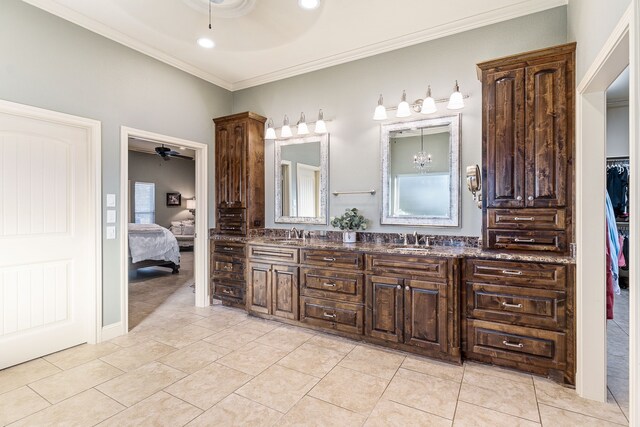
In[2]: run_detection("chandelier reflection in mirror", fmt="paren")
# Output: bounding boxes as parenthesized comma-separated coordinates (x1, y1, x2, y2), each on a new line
(413, 128, 432, 173)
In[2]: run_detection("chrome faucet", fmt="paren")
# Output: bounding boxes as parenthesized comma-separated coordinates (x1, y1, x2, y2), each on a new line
(290, 227, 302, 239)
(413, 231, 420, 247)
(398, 233, 408, 246)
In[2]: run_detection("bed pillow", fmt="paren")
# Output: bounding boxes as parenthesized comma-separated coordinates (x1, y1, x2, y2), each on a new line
(171, 221, 182, 227)
(182, 219, 195, 225)
(170, 225, 183, 235)
(182, 224, 195, 236)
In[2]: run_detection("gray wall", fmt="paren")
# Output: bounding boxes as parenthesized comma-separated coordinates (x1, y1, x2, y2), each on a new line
(233, 7, 568, 236)
(128, 151, 196, 227)
(0, 0, 232, 326)
(607, 105, 630, 157)
(567, 0, 631, 81)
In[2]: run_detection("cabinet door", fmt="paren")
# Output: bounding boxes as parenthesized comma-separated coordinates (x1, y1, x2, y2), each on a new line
(404, 279, 448, 351)
(524, 61, 568, 208)
(248, 262, 271, 315)
(484, 69, 526, 208)
(365, 275, 403, 343)
(215, 120, 246, 208)
(271, 265, 299, 320)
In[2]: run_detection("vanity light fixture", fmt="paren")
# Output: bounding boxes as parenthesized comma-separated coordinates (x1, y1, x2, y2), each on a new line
(413, 128, 433, 173)
(373, 94, 388, 121)
(420, 86, 437, 115)
(396, 90, 411, 118)
(298, 0, 320, 10)
(296, 112, 309, 135)
(314, 109, 327, 134)
(281, 115, 293, 138)
(447, 80, 465, 110)
(265, 118, 277, 140)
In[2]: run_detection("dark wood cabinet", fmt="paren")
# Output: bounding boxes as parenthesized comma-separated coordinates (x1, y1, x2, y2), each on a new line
(365, 255, 459, 362)
(210, 239, 246, 308)
(247, 246, 300, 321)
(213, 112, 266, 235)
(478, 43, 575, 252)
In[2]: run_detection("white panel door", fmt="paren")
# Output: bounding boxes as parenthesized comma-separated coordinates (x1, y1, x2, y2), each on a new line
(0, 109, 92, 369)
(296, 163, 320, 217)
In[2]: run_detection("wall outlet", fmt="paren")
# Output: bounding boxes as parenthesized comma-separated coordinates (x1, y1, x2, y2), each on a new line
(106, 226, 116, 240)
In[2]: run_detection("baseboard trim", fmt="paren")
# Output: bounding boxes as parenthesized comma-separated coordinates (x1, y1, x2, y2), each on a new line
(101, 322, 125, 341)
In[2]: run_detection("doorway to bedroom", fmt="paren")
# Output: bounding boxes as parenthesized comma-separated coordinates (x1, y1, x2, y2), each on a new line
(120, 127, 209, 336)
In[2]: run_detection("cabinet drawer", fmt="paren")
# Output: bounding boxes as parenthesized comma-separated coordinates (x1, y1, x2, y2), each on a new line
(467, 319, 566, 369)
(486, 229, 566, 252)
(465, 259, 566, 290)
(213, 241, 246, 257)
(301, 249, 363, 269)
(214, 282, 245, 300)
(249, 245, 299, 264)
(300, 297, 364, 335)
(217, 209, 246, 235)
(487, 209, 566, 230)
(466, 283, 566, 329)
(301, 268, 364, 303)
(365, 254, 448, 279)
(212, 256, 245, 281)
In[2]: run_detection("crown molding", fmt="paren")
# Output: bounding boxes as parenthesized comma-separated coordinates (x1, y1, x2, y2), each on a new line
(21, 0, 234, 91)
(23, 0, 567, 92)
(229, 0, 568, 90)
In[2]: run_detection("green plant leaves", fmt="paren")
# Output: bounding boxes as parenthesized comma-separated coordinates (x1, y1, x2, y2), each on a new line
(330, 208, 368, 231)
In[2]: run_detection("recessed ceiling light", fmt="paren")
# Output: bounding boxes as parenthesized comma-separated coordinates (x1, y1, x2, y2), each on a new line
(298, 0, 320, 10)
(197, 37, 215, 49)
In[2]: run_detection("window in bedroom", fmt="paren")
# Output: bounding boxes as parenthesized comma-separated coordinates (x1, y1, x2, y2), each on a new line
(134, 181, 155, 224)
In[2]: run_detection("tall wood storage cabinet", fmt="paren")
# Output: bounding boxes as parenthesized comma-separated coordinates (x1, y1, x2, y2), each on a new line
(211, 112, 266, 307)
(477, 43, 575, 253)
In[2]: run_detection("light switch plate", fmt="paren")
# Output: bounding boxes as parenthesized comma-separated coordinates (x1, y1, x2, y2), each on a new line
(106, 209, 116, 224)
(106, 226, 116, 239)
(106, 193, 116, 207)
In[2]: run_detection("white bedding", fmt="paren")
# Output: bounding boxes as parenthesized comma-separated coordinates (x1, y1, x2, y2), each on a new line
(128, 223, 180, 265)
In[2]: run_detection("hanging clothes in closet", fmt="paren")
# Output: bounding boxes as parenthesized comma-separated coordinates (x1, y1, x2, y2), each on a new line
(606, 192, 626, 319)
(607, 160, 630, 218)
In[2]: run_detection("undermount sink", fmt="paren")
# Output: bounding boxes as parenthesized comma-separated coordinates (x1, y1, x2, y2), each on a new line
(391, 246, 433, 252)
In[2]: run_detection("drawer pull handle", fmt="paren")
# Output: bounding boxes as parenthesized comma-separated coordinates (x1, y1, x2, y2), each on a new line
(254, 251, 289, 257)
(501, 270, 523, 276)
(513, 217, 534, 221)
(502, 340, 524, 349)
(222, 289, 233, 295)
(323, 312, 337, 319)
(223, 265, 233, 271)
(513, 238, 535, 243)
(323, 282, 337, 287)
(502, 302, 523, 309)
(223, 247, 234, 251)
(322, 257, 337, 262)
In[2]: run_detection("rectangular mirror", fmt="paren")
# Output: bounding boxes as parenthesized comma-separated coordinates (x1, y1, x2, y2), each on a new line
(275, 134, 329, 224)
(381, 115, 460, 226)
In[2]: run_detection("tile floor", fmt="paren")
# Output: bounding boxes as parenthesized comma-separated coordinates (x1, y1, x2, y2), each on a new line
(0, 251, 630, 426)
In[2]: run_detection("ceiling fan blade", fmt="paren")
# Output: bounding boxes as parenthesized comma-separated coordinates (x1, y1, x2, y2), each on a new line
(167, 150, 181, 156)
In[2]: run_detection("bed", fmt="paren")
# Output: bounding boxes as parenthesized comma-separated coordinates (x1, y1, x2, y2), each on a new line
(128, 223, 181, 274)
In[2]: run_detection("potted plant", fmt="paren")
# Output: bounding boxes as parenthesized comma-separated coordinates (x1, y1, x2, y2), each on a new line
(330, 208, 368, 243)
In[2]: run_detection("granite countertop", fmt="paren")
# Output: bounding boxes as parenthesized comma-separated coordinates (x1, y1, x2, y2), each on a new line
(211, 234, 576, 264)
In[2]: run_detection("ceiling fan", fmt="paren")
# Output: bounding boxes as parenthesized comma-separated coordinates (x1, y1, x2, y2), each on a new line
(155, 145, 194, 161)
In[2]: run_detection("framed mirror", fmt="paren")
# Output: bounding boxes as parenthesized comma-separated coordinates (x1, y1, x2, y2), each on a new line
(275, 134, 329, 224)
(381, 115, 460, 227)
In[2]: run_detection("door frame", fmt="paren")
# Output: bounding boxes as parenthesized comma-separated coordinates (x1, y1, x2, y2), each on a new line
(0, 99, 102, 345)
(119, 127, 209, 336)
(575, 4, 638, 424)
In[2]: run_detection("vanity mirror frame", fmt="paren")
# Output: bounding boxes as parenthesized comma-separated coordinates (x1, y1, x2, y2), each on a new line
(274, 133, 329, 225)
(381, 115, 460, 227)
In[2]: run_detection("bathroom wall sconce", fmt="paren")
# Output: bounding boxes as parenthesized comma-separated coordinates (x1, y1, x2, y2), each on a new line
(265, 109, 329, 140)
(372, 82, 469, 121)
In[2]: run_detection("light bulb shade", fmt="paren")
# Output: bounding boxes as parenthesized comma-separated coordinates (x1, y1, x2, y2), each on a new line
(186, 199, 196, 210)
(297, 122, 309, 135)
(314, 119, 327, 134)
(373, 94, 387, 120)
(396, 90, 411, 118)
(281, 125, 292, 138)
(396, 101, 411, 117)
(420, 97, 437, 114)
(447, 81, 464, 110)
(265, 118, 276, 140)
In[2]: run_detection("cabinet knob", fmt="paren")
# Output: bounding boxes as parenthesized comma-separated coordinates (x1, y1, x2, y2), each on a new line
(528, 196, 534, 201)
(516, 196, 522, 201)
(405, 286, 410, 291)
(396, 285, 401, 289)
